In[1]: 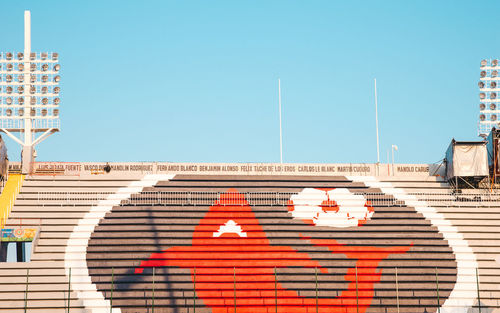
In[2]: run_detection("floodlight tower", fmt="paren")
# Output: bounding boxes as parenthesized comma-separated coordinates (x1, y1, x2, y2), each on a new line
(0, 11, 61, 174)
(478, 59, 499, 137)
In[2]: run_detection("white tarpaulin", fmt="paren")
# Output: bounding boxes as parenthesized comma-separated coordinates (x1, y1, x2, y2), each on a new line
(445, 140, 488, 180)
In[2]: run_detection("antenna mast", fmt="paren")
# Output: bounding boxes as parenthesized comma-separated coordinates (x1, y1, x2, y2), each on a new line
(375, 78, 380, 163)
(279, 79, 283, 164)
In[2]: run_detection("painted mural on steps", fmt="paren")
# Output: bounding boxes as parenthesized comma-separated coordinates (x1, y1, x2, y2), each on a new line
(87, 186, 460, 313)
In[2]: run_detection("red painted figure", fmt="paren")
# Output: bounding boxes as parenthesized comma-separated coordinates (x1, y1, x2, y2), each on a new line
(135, 189, 412, 313)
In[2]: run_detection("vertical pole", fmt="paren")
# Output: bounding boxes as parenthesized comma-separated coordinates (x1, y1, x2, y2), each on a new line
(355, 266, 359, 313)
(234, 267, 237, 313)
(274, 267, 278, 313)
(476, 267, 481, 313)
(387, 150, 390, 175)
(24, 268, 29, 313)
(374, 78, 380, 164)
(279, 79, 283, 164)
(22, 10, 32, 174)
(392, 146, 395, 176)
(193, 267, 196, 313)
(435, 267, 440, 313)
(315, 267, 319, 313)
(395, 267, 399, 313)
(110, 267, 114, 313)
(152, 267, 155, 313)
(67, 268, 71, 313)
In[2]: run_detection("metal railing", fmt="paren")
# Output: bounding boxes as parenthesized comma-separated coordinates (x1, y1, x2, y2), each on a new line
(25, 265, 490, 313)
(123, 191, 500, 207)
(30, 190, 500, 207)
(36, 191, 114, 205)
(123, 191, 297, 206)
(390, 192, 500, 207)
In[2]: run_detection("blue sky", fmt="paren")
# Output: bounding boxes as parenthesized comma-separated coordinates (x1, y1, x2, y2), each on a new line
(0, 1, 495, 163)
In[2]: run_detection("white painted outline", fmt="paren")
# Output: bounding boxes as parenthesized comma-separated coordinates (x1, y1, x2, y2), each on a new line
(63, 174, 477, 312)
(63, 174, 175, 313)
(349, 176, 478, 313)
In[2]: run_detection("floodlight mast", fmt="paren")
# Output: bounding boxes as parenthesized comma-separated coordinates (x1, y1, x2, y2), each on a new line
(23, 11, 33, 171)
(478, 58, 500, 137)
(0, 11, 60, 174)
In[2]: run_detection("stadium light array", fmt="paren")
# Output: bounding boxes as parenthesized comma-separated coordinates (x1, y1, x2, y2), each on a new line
(479, 58, 500, 137)
(0, 11, 60, 173)
(0, 53, 60, 120)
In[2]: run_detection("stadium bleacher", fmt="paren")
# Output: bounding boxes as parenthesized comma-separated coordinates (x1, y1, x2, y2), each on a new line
(0, 163, 497, 313)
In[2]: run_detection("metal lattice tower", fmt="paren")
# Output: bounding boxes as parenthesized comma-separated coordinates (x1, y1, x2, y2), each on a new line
(0, 11, 61, 173)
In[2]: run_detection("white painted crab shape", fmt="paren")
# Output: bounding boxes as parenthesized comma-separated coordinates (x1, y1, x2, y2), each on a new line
(213, 220, 248, 237)
(288, 188, 374, 228)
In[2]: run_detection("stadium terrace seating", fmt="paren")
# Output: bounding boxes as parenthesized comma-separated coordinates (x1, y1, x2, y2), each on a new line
(0, 175, 153, 313)
(377, 177, 500, 312)
(0, 173, 498, 313)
